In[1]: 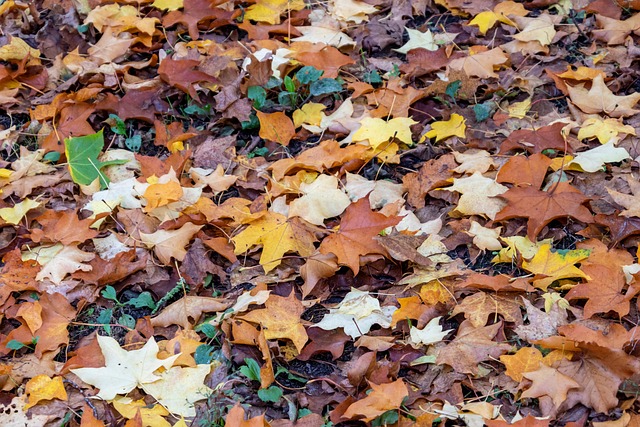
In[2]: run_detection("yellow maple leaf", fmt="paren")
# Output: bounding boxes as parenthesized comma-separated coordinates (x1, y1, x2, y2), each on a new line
(522, 243, 591, 290)
(508, 98, 532, 119)
(0, 198, 40, 225)
(424, 113, 466, 142)
(352, 117, 416, 148)
(152, 0, 183, 11)
(469, 1, 527, 35)
(293, 102, 327, 128)
(500, 347, 543, 382)
(0, 36, 41, 65)
(240, 291, 308, 353)
(244, 0, 305, 25)
(578, 117, 636, 144)
(492, 236, 553, 263)
(232, 212, 315, 273)
(24, 375, 68, 409)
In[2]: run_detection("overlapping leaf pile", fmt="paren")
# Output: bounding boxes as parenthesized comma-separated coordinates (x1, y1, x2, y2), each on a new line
(1, 0, 640, 425)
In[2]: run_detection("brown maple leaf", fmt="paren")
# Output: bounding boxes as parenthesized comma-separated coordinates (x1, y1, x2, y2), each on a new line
(403, 153, 457, 209)
(495, 182, 593, 240)
(436, 320, 511, 375)
(158, 57, 216, 102)
(498, 123, 568, 155)
(496, 153, 552, 189)
(31, 210, 98, 245)
(162, 0, 239, 40)
(319, 197, 401, 275)
(97, 88, 169, 123)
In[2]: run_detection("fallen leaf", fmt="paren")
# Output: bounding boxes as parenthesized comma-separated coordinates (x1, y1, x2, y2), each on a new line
(24, 375, 68, 409)
(567, 75, 640, 117)
(139, 223, 203, 265)
(240, 291, 308, 353)
(312, 288, 397, 338)
(319, 197, 401, 274)
(232, 212, 316, 273)
(424, 114, 466, 142)
(257, 111, 296, 146)
(342, 379, 408, 422)
(495, 182, 593, 240)
(151, 296, 229, 329)
(71, 336, 179, 400)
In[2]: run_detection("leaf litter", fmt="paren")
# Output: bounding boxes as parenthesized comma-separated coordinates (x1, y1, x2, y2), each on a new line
(0, 0, 640, 426)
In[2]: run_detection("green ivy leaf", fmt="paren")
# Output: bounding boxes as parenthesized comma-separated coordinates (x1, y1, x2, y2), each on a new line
(258, 385, 283, 403)
(6, 340, 26, 350)
(125, 134, 141, 152)
(309, 78, 343, 96)
(194, 344, 217, 364)
(296, 66, 323, 84)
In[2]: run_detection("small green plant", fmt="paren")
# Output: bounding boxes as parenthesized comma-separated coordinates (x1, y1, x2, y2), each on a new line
(108, 114, 142, 152)
(99, 286, 157, 333)
(152, 278, 187, 315)
(239, 358, 261, 382)
(6, 336, 38, 351)
(246, 65, 344, 113)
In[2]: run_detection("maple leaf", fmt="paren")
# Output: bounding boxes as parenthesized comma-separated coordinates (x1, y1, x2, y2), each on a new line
(288, 174, 351, 225)
(566, 75, 640, 117)
(565, 240, 638, 317)
(24, 375, 68, 409)
(496, 153, 552, 189)
(140, 364, 213, 417)
(494, 182, 593, 240)
(329, 0, 378, 23)
(593, 13, 640, 44)
(244, 0, 305, 24)
(512, 13, 557, 46)
(515, 298, 569, 342)
(342, 379, 408, 422)
(256, 111, 296, 146)
(521, 364, 581, 412)
(469, 1, 527, 35)
(22, 243, 94, 285)
(408, 316, 451, 347)
(403, 153, 457, 208)
(232, 212, 316, 273)
(352, 117, 416, 148)
(139, 223, 202, 265)
(393, 28, 438, 54)
(578, 117, 636, 144)
(448, 47, 508, 79)
(312, 288, 397, 338)
(163, 0, 234, 40)
(424, 114, 466, 142)
(158, 57, 215, 103)
(567, 141, 630, 173)
(436, 320, 511, 375)
(319, 197, 401, 274)
(521, 243, 591, 291)
(443, 171, 508, 220)
(225, 403, 270, 427)
(498, 123, 568, 155)
(500, 347, 543, 382)
(240, 291, 308, 352)
(151, 296, 229, 330)
(451, 291, 523, 326)
(71, 336, 179, 401)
